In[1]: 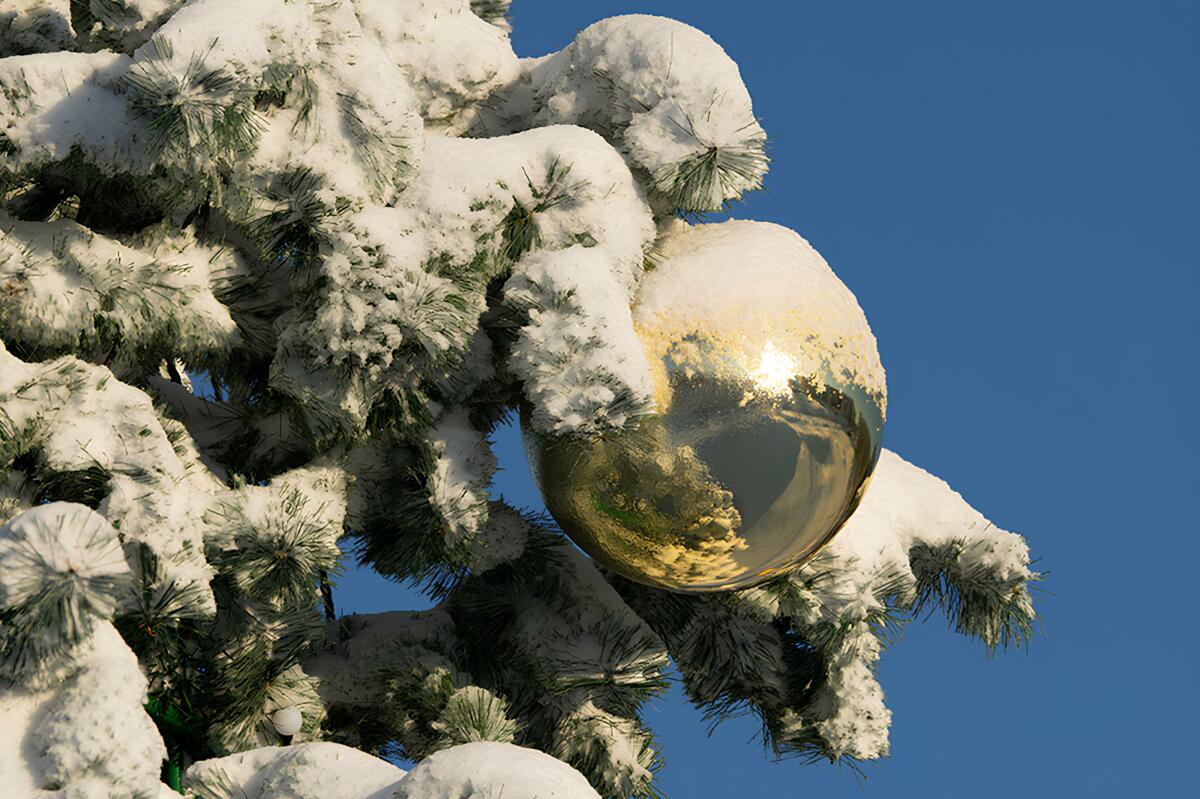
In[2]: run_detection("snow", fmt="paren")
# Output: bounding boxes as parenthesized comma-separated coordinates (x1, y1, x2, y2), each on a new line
(273, 123, 656, 437)
(0, 51, 145, 173)
(288, 207, 483, 378)
(204, 462, 346, 586)
(0, 502, 128, 639)
(0, 343, 224, 615)
(38, 623, 166, 795)
(635, 219, 887, 407)
(306, 609, 458, 709)
(353, 0, 520, 135)
(185, 742, 406, 799)
(468, 501, 529, 572)
(0, 683, 54, 799)
(0, 503, 131, 690)
(425, 409, 496, 546)
(404, 126, 653, 278)
(86, 1, 184, 51)
(753, 448, 1036, 760)
(831, 449, 1032, 588)
(554, 701, 654, 796)
(137, 0, 423, 208)
(185, 740, 599, 799)
(396, 741, 601, 799)
(2, 0, 427, 204)
(0, 622, 166, 798)
(506, 245, 656, 433)
(208, 464, 347, 554)
(466, 540, 665, 793)
(0, 1, 73, 56)
(140, 0, 318, 81)
(403, 125, 655, 435)
(529, 15, 767, 211)
(0, 1, 1037, 790)
(434, 684, 518, 745)
(0, 212, 241, 359)
(203, 462, 346, 610)
(266, 12, 422, 206)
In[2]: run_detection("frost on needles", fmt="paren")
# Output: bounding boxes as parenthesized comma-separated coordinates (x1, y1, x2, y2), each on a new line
(0, 2, 1038, 798)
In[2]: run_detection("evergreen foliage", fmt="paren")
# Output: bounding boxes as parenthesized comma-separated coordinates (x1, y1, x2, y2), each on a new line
(0, 503, 129, 684)
(0, 3, 1038, 797)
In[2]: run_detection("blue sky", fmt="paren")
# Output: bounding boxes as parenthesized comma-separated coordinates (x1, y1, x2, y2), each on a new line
(335, 2, 1199, 796)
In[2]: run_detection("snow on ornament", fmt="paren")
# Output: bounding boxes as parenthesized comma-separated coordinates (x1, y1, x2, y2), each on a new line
(522, 220, 886, 592)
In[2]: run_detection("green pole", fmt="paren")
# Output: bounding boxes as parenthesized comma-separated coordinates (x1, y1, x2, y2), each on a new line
(146, 696, 205, 794)
(163, 736, 183, 793)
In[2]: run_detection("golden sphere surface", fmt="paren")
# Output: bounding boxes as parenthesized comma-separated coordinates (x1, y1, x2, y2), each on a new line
(523, 221, 886, 592)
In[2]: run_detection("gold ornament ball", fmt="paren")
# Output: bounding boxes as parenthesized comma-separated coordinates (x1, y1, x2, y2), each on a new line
(523, 221, 886, 592)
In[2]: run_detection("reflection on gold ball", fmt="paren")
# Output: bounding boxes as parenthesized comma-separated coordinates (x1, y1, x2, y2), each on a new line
(523, 221, 886, 592)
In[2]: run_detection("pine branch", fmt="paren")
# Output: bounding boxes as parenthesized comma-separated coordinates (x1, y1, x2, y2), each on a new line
(0, 503, 130, 684)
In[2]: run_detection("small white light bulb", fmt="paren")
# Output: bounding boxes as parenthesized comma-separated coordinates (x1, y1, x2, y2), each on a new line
(271, 706, 303, 740)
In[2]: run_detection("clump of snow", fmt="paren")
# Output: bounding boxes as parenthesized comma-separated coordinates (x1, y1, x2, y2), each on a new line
(408, 127, 653, 282)
(636, 219, 887, 407)
(85, 1, 186, 52)
(467, 501, 529, 573)
(130, 0, 423, 210)
(0, 504, 129, 680)
(738, 448, 1036, 760)
(0, 622, 166, 799)
(395, 741, 601, 799)
(353, 0, 520, 135)
(186, 740, 600, 799)
(553, 700, 655, 798)
(0, 51, 146, 173)
(0, 212, 241, 360)
(466, 535, 667, 796)
(304, 211, 462, 373)
(547, 611, 664, 787)
(273, 124, 655, 438)
(208, 464, 346, 549)
(193, 465, 348, 752)
(3, 0, 431, 213)
(0, 683, 56, 798)
(433, 685, 518, 746)
(406, 125, 654, 435)
(37, 623, 166, 795)
(829, 450, 1033, 605)
(270, 206, 486, 436)
(506, 245, 655, 434)
(136, 0, 318, 87)
(185, 742, 406, 799)
(0, 343, 224, 615)
(529, 15, 768, 212)
(0, 1, 74, 56)
(0, 503, 127, 611)
(306, 609, 458, 710)
(425, 409, 496, 546)
(204, 463, 346, 602)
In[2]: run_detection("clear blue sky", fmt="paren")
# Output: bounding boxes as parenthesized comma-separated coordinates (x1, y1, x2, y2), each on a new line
(336, 2, 1200, 796)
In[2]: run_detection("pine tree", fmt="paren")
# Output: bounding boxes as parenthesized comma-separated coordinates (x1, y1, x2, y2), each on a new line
(0, 2, 1038, 798)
